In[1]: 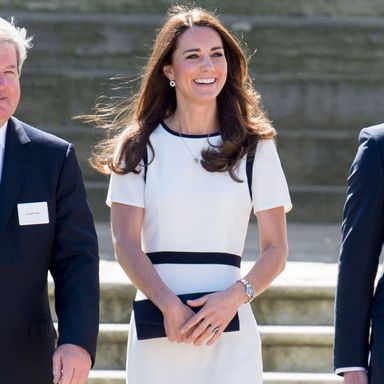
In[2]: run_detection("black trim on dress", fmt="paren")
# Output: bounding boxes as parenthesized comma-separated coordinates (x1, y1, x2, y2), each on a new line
(147, 251, 241, 268)
(246, 150, 255, 200)
(161, 121, 221, 139)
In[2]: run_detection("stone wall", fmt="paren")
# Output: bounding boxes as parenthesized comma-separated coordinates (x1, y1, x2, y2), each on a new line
(1, 0, 383, 221)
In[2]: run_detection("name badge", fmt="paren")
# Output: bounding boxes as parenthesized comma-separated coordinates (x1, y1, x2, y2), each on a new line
(17, 202, 49, 226)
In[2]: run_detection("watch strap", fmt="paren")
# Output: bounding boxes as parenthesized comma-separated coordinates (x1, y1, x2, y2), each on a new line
(236, 279, 255, 302)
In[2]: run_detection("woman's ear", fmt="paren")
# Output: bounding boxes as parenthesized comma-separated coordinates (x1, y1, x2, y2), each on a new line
(163, 64, 174, 80)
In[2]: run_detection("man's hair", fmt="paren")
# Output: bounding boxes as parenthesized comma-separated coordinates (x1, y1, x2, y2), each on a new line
(0, 17, 33, 73)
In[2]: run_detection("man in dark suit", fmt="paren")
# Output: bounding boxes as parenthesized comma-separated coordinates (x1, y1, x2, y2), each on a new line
(334, 124, 384, 384)
(0, 17, 99, 384)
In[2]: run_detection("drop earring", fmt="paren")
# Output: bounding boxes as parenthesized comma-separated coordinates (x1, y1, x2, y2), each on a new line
(169, 79, 176, 87)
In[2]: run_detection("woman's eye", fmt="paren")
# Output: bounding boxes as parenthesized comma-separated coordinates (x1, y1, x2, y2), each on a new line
(212, 52, 223, 57)
(186, 54, 199, 59)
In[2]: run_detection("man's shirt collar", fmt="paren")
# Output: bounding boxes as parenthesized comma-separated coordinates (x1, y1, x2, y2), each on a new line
(0, 121, 8, 150)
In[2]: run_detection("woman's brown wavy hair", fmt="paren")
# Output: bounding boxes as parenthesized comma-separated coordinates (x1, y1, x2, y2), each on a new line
(85, 5, 275, 181)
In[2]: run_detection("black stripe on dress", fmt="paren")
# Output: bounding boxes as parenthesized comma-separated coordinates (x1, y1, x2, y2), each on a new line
(147, 251, 241, 268)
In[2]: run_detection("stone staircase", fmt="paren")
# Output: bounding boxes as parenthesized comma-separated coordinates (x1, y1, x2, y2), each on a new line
(49, 259, 342, 383)
(47, 222, 346, 383)
(1, 0, 383, 222)
(2, 1, 382, 382)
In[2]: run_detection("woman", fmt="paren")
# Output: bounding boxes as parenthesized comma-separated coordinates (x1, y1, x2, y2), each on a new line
(90, 5, 291, 383)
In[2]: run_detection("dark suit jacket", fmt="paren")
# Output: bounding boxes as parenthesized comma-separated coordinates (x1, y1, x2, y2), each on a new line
(0, 117, 99, 384)
(334, 124, 384, 376)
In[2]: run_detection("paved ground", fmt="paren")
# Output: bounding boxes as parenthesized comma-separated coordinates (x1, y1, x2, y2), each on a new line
(96, 220, 383, 299)
(96, 222, 342, 263)
(99, 258, 340, 287)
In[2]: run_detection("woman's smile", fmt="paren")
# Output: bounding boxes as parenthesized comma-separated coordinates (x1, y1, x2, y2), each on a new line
(163, 26, 228, 106)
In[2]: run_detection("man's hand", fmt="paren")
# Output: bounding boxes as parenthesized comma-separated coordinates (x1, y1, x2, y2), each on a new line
(52, 343, 92, 384)
(344, 371, 368, 384)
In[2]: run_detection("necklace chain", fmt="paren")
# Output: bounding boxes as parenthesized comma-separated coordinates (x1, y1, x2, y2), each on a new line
(178, 130, 200, 163)
(175, 121, 215, 163)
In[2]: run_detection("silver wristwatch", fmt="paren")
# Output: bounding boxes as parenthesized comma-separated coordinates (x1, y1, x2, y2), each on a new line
(237, 279, 255, 302)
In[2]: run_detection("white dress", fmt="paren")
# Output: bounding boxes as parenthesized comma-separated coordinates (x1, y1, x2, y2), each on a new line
(107, 121, 292, 384)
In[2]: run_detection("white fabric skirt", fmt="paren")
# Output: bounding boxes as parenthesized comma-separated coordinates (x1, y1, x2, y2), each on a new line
(126, 254, 263, 384)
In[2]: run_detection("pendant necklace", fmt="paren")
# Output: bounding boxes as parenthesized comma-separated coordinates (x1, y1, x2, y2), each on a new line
(178, 130, 201, 163)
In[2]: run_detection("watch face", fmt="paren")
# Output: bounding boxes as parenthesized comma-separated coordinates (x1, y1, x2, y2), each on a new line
(246, 284, 254, 299)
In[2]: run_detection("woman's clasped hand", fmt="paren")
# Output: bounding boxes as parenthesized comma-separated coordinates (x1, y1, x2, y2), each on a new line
(162, 284, 246, 346)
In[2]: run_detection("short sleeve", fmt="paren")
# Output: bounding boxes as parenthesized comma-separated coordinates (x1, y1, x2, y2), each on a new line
(252, 139, 292, 214)
(106, 169, 145, 208)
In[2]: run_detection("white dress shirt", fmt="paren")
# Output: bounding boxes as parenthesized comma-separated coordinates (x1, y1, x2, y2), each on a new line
(0, 121, 7, 184)
(335, 366, 366, 375)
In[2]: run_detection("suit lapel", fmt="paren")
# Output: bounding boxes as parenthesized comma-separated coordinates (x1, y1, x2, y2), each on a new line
(0, 117, 32, 238)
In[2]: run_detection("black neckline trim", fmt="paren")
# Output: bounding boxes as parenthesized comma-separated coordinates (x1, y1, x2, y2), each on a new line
(161, 121, 220, 139)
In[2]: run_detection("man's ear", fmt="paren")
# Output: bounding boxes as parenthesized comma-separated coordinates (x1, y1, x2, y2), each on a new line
(163, 64, 174, 80)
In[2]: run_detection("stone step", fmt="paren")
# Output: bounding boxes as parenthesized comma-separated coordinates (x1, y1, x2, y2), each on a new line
(94, 323, 335, 372)
(29, 125, 360, 187)
(6, 8, 378, 223)
(17, 121, 352, 222)
(1, 0, 384, 17)
(288, 185, 345, 223)
(49, 261, 337, 326)
(6, 13, 383, 76)
(84, 181, 346, 222)
(88, 370, 125, 384)
(1, 6, 382, 224)
(17, 71, 384, 134)
(262, 372, 342, 384)
(278, 130, 356, 186)
(88, 370, 342, 383)
(261, 325, 334, 372)
(12, 120, 359, 223)
(96, 222, 342, 263)
(24, 124, 359, 185)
